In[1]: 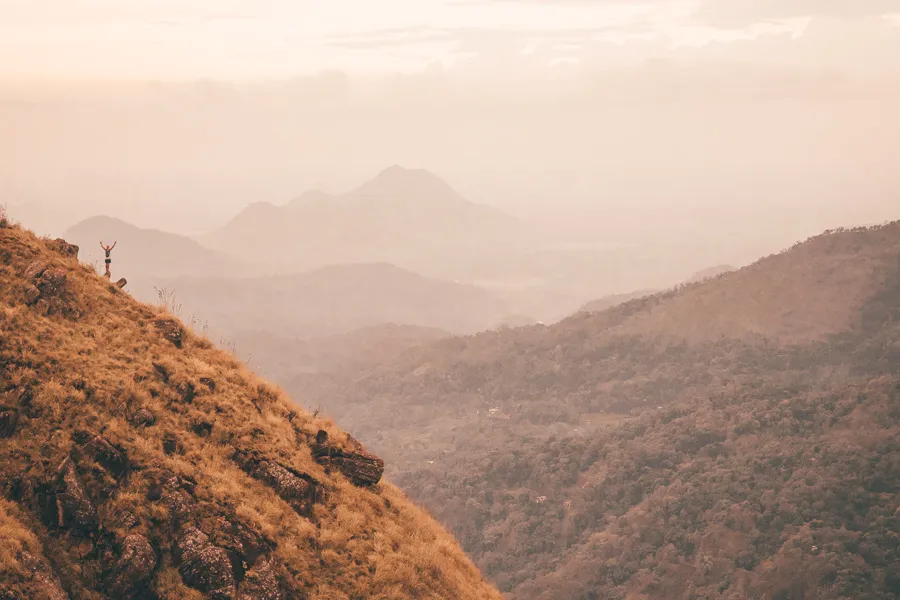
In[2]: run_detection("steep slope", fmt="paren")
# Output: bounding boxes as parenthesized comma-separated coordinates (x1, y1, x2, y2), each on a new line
(0, 224, 501, 600)
(154, 262, 515, 340)
(201, 166, 534, 279)
(65, 216, 242, 281)
(293, 222, 900, 599)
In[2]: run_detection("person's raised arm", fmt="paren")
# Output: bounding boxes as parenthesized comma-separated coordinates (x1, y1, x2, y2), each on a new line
(100, 241, 105, 249)
(111, 241, 117, 250)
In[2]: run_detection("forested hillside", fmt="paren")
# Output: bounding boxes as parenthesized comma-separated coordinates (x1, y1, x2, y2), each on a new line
(293, 222, 900, 599)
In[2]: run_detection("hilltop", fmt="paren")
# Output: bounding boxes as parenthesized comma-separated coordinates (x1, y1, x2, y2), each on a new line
(152, 262, 515, 341)
(65, 216, 242, 281)
(293, 222, 900, 599)
(0, 223, 501, 600)
(201, 166, 534, 279)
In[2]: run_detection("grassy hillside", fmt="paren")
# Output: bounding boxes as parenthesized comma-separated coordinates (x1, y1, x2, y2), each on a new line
(0, 223, 500, 600)
(294, 222, 900, 599)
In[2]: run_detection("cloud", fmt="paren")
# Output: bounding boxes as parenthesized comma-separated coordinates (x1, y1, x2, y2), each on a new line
(695, 0, 900, 27)
(454, 0, 900, 27)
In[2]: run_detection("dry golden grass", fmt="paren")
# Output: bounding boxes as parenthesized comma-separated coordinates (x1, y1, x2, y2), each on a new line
(0, 225, 501, 600)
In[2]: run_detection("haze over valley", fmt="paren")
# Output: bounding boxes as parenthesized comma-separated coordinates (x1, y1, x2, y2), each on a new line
(2, 1, 900, 599)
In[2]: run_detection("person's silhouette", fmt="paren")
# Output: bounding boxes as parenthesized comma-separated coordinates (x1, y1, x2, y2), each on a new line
(100, 241, 117, 278)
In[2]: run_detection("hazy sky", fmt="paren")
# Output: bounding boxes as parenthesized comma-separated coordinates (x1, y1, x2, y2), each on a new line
(2, 0, 899, 263)
(2, 0, 899, 80)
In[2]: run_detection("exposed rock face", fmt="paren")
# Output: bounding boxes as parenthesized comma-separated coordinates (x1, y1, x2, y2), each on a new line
(45, 459, 99, 532)
(0, 408, 17, 438)
(129, 408, 155, 427)
(22, 262, 78, 318)
(104, 534, 157, 598)
(234, 452, 320, 515)
(313, 436, 384, 487)
(174, 527, 237, 600)
(154, 318, 184, 348)
(24, 260, 49, 280)
(237, 559, 281, 600)
(147, 469, 196, 525)
(18, 551, 70, 600)
(83, 435, 129, 479)
(47, 238, 79, 259)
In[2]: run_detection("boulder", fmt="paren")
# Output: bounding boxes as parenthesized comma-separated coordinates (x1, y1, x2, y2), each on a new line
(0, 407, 17, 438)
(18, 551, 70, 600)
(129, 408, 155, 427)
(174, 527, 237, 600)
(237, 559, 281, 600)
(104, 534, 157, 598)
(154, 318, 183, 348)
(47, 238, 79, 259)
(234, 452, 320, 516)
(83, 434, 129, 479)
(313, 436, 384, 487)
(24, 285, 41, 306)
(116, 278, 127, 289)
(147, 469, 196, 525)
(51, 459, 99, 532)
(24, 260, 49, 280)
(36, 268, 67, 297)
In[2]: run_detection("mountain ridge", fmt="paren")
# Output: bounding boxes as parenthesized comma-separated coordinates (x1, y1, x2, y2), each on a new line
(288, 220, 900, 599)
(0, 222, 501, 600)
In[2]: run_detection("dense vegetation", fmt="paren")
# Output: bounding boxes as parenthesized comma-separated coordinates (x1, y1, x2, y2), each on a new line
(293, 223, 900, 599)
(0, 224, 500, 600)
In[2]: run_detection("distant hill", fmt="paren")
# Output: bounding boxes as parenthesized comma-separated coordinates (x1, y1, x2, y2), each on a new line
(202, 166, 535, 278)
(685, 263, 737, 283)
(154, 261, 518, 340)
(579, 288, 657, 313)
(292, 222, 900, 599)
(64, 215, 242, 282)
(0, 223, 501, 599)
(578, 266, 737, 315)
(228, 324, 451, 381)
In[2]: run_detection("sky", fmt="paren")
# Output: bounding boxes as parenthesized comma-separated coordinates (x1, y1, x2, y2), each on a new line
(1, 0, 900, 270)
(1, 0, 898, 80)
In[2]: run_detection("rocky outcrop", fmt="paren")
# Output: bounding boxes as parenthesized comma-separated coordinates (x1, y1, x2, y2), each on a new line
(213, 518, 276, 588)
(313, 434, 384, 487)
(22, 262, 78, 318)
(174, 527, 236, 600)
(233, 451, 320, 516)
(115, 278, 127, 289)
(0, 407, 17, 438)
(129, 408, 155, 427)
(17, 551, 70, 600)
(154, 318, 183, 348)
(146, 469, 196, 525)
(237, 559, 281, 600)
(41, 458, 99, 532)
(47, 238, 79, 259)
(82, 434, 129, 479)
(103, 534, 157, 598)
